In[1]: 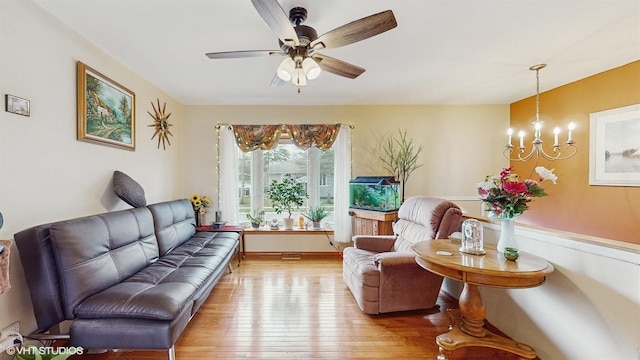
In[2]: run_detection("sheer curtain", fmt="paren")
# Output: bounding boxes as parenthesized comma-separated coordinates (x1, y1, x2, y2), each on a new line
(218, 126, 239, 224)
(218, 123, 351, 240)
(333, 125, 352, 243)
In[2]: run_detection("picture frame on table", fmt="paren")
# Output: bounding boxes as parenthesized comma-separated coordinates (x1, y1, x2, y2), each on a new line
(589, 103, 640, 187)
(77, 61, 136, 150)
(5, 94, 30, 116)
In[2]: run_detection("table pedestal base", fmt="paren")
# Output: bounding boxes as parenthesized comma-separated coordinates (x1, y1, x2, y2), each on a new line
(436, 309, 536, 360)
(412, 240, 552, 360)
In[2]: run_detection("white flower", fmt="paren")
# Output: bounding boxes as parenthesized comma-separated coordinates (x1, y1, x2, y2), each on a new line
(535, 166, 558, 184)
(476, 177, 499, 199)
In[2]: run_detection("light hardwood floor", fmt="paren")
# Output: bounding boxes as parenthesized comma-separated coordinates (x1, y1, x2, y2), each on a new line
(76, 255, 540, 360)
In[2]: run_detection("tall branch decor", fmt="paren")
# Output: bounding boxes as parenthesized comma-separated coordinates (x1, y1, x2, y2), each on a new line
(381, 129, 424, 202)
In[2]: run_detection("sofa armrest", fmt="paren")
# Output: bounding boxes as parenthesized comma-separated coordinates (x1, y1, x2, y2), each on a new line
(372, 252, 419, 268)
(353, 235, 396, 252)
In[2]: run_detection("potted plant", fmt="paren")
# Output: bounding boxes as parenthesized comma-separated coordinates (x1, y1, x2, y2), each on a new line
(302, 205, 330, 229)
(246, 210, 265, 229)
(267, 174, 308, 230)
(380, 129, 424, 203)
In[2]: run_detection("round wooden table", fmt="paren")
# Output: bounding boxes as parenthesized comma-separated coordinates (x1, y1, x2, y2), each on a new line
(412, 239, 554, 360)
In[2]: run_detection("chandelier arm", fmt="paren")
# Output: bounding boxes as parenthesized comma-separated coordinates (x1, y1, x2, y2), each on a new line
(504, 143, 578, 161)
(503, 145, 536, 161)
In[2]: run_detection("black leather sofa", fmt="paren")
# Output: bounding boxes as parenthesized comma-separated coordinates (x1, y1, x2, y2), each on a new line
(14, 199, 239, 360)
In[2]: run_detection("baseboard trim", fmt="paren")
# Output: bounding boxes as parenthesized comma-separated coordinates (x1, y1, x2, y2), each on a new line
(245, 252, 342, 259)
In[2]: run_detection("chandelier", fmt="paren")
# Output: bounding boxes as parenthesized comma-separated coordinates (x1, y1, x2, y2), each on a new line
(504, 64, 577, 161)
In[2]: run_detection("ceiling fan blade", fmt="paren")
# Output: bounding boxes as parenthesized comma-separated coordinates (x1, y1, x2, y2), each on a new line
(206, 50, 283, 59)
(312, 54, 365, 79)
(311, 10, 397, 50)
(251, 0, 299, 46)
(270, 73, 286, 87)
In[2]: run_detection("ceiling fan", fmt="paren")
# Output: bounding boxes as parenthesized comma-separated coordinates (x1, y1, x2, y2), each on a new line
(205, 0, 397, 88)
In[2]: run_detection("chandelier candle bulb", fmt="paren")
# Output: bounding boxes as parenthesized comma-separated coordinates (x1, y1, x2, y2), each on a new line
(507, 128, 513, 146)
(567, 122, 575, 143)
(518, 131, 525, 148)
(553, 127, 561, 147)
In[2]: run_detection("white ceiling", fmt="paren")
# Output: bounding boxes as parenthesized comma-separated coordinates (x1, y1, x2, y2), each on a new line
(32, 0, 640, 106)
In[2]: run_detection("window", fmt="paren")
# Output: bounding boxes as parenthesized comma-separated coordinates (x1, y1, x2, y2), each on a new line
(237, 138, 335, 224)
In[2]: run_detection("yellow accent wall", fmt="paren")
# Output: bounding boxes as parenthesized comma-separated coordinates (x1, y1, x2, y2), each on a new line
(509, 61, 640, 244)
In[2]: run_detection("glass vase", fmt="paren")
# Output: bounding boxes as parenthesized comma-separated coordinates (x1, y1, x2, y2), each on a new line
(489, 212, 521, 253)
(195, 212, 205, 227)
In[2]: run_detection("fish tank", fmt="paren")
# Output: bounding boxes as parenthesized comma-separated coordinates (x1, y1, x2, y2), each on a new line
(349, 176, 400, 212)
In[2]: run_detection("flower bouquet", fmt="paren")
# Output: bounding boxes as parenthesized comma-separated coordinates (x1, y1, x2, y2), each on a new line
(189, 194, 211, 226)
(477, 166, 557, 218)
(476, 166, 557, 252)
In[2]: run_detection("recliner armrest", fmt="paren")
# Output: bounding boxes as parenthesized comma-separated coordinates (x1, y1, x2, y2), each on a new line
(353, 235, 396, 252)
(372, 252, 419, 267)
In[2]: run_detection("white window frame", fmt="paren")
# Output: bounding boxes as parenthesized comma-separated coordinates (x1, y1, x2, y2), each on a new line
(240, 139, 335, 225)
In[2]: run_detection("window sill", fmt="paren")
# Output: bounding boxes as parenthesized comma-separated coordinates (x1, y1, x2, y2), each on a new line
(244, 228, 334, 235)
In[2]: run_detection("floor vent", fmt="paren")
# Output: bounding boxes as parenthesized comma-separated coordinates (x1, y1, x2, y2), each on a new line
(281, 253, 302, 260)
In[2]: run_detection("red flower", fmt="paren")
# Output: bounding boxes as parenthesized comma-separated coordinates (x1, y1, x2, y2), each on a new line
(503, 181, 527, 194)
(500, 167, 513, 181)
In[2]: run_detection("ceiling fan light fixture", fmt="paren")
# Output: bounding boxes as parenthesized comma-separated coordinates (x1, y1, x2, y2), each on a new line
(293, 68, 307, 86)
(277, 57, 295, 81)
(302, 57, 321, 80)
(206, 5, 398, 90)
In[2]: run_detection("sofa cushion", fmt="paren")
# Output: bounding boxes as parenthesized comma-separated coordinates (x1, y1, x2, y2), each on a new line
(49, 207, 159, 319)
(75, 232, 237, 321)
(148, 199, 196, 256)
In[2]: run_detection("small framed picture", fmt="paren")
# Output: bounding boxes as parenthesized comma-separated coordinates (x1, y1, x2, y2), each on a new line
(5, 94, 30, 116)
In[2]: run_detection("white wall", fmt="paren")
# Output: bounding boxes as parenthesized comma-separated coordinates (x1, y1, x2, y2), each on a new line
(441, 218, 640, 360)
(0, 0, 185, 338)
(244, 233, 338, 253)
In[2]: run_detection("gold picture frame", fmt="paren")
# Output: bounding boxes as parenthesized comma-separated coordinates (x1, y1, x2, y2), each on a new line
(77, 61, 135, 150)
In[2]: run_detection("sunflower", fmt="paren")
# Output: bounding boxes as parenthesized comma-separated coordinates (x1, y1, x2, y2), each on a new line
(189, 194, 211, 214)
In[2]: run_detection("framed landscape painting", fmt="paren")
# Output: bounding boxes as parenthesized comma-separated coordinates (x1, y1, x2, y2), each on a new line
(589, 104, 640, 186)
(77, 61, 135, 150)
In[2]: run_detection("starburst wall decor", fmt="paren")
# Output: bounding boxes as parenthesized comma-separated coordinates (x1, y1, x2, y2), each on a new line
(147, 99, 173, 150)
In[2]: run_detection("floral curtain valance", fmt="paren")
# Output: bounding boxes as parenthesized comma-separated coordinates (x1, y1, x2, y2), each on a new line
(232, 125, 282, 152)
(232, 124, 341, 152)
(286, 124, 340, 150)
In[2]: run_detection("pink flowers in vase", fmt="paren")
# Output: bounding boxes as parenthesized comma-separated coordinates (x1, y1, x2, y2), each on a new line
(477, 166, 557, 218)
